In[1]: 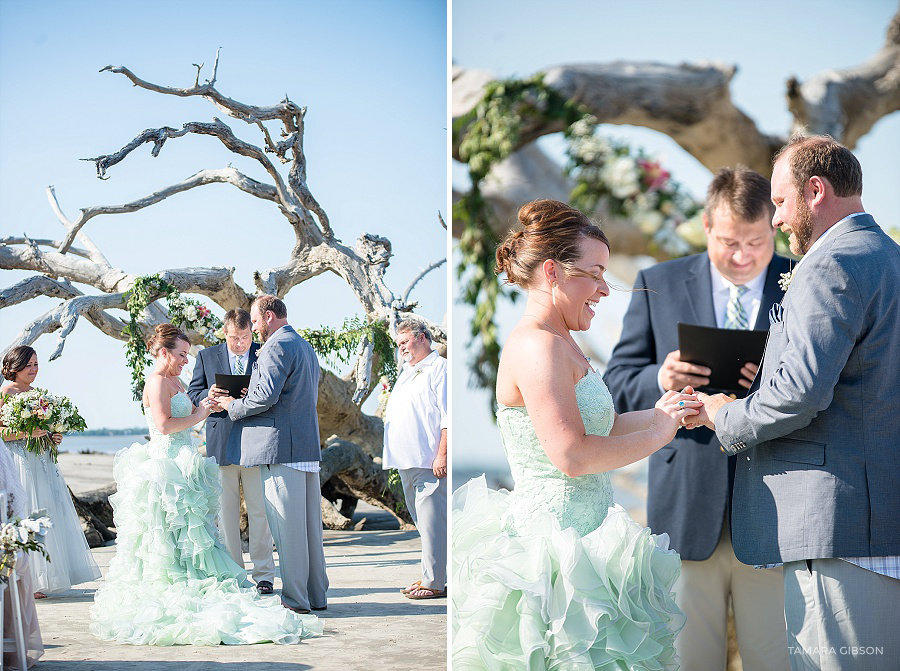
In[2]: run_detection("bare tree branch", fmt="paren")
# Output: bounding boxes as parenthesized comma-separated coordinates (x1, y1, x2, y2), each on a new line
(403, 259, 446, 305)
(56, 168, 280, 253)
(787, 9, 900, 147)
(0, 276, 81, 309)
(0, 237, 92, 260)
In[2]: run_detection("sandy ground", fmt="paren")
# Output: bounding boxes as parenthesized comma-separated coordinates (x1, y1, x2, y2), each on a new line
(31, 453, 448, 670)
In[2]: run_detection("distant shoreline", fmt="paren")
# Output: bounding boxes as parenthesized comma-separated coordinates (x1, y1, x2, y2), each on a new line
(77, 428, 146, 436)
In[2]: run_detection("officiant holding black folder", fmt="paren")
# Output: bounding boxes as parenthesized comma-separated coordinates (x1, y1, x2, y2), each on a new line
(605, 167, 791, 671)
(187, 308, 276, 596)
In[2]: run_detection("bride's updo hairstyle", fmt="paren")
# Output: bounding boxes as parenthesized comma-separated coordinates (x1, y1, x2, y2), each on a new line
(495, 199, 610, 289)
(147, 323, 190, 357)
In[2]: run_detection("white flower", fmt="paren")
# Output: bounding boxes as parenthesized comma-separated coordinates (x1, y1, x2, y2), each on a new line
(778, 269, 795, 292)
(214, 327, 226, 341)
(184, 306, 198, 322)
(602, 156, 640, 199)
(197, 325, 208, 336)
(637, 210, 665, 234)
(21, 408, 31, 419)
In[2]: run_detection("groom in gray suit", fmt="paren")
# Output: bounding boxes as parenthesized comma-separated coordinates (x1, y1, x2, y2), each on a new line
(213, 295, 328, 614)
(692, 135, 900, 670)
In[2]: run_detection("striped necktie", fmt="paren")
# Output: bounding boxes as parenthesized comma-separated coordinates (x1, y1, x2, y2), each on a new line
(234, 355, 244, 375)
(724, 284, 749, 330)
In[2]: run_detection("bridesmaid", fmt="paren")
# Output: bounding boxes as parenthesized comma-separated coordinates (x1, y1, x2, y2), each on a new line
(1, 438, 44, 668)
(0, 346, 101, 596)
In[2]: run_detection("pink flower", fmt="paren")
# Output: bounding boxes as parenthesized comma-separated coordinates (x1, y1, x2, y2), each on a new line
(638, 159, 670, 192)
(198, 306, 211, 318)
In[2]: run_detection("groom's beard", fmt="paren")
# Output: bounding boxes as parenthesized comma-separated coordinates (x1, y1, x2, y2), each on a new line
(257, 324, 269, 342)
(789, 197, 815, 255)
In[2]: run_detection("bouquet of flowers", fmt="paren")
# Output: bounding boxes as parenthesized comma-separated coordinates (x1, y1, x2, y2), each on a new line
(0, 510, 52, 582)
(0, 388, 87, 462)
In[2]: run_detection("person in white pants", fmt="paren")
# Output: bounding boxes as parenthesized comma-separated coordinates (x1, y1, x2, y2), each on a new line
(383, 318, 447, 600)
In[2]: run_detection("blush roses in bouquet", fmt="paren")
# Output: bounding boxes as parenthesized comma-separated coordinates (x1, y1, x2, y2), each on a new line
(0, 389, 87, 462)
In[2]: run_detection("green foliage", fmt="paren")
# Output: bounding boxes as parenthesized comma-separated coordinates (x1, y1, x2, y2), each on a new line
(455, 76, 587, 399)
(384, 467, 407, 515)
(300, 316, 398, 388)
(123, 274, 178, 402)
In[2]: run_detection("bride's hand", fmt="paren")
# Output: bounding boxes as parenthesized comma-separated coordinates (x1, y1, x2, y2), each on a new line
(650, 388, 702, 444)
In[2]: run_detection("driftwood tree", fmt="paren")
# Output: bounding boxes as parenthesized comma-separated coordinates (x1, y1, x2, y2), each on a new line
(0, 56, 446, 530)
(452, 8, 900, 253)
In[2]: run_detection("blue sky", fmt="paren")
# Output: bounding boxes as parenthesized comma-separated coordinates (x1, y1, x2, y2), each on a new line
(0, 0, 447, 428)
(452, 0, 900, 472)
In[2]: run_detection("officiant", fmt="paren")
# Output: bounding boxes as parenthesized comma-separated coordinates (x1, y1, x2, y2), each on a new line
(605, 167, 791, 671)
(188, 308, 276, 595)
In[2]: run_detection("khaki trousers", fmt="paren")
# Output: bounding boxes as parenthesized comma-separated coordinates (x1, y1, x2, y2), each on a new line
(674, 522, 789, 671)
(784, 558, 900, 671)
(261, 465, 329, 611)
(218, 464, 275, 584)
(399, 468, 447, 590)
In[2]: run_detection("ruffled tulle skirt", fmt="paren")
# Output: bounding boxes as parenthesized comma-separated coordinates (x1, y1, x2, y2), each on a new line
(6, 440, 101, 593)
(90, 440, 321, 645)
(452, 476, 685, 670)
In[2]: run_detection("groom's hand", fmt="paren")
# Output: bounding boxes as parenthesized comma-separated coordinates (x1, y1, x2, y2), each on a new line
(683, 392, 731, 430)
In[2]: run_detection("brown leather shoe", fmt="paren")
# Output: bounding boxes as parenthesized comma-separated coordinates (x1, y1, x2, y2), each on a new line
(282, 601, 311, 614)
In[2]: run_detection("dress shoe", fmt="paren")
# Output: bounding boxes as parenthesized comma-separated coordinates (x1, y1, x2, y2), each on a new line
(256, 580, 274, 595)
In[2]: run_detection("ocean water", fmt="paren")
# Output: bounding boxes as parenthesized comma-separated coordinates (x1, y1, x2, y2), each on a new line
(57, 433, 148, 455)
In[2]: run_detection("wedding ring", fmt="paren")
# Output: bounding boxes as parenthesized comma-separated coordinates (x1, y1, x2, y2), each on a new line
(678, 401, 685, 407)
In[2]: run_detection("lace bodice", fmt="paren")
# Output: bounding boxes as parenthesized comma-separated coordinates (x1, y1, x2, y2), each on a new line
(145, 392, 194, 458)
(498, 371, 616, 537)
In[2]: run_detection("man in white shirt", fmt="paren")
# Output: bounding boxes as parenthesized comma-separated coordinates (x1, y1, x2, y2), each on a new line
(383, 318, 447, 600)
(188, 308, 275, 595)
(606, 167, 792, 670)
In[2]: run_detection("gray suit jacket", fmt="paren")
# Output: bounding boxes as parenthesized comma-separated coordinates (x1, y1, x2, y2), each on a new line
(717, 214, 900, 565)
(187, 342, 259, 466)
(227, 325, 321, 465)
(605, 252, 790, 560)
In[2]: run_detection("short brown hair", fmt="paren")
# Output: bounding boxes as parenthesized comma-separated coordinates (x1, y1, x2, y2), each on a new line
(2, 345, 36, 381)
(705, 166, 774, 225)
(254, 295, 287, 319)
(146, 323, 190, 356)
(775, 134, 863, 198)
(223, 308, 252, 332)
(495, 199, 610, 289)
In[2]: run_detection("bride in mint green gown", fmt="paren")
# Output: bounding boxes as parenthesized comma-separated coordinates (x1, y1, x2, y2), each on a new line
(90, 324, 321, 645)
(453, 200, 698, 669)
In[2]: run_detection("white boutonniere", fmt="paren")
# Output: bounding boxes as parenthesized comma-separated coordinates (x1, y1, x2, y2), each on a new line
(778, 268, 795, 292)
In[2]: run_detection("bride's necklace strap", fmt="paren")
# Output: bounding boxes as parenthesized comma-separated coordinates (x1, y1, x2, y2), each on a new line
(523, 314, 594, 371)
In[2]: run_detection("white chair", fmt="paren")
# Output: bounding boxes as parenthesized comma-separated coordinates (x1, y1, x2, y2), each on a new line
(0, 490, 29, 671)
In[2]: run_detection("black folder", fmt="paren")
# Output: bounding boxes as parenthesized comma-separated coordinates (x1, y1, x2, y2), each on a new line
(214, 374, 252, 397)
(677, 322, 768, 398)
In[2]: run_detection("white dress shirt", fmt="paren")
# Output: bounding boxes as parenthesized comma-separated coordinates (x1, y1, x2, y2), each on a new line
(226, 348, 249, 376)
(709, 262, 767, 329)
(383, 350, 448, 470)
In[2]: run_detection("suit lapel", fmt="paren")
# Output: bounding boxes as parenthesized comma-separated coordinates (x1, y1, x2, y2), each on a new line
(755, 258, 789, 331)
(248, 343, 259, 368)
(684, 253, 717, 327)
(217, 343, 231, 374)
